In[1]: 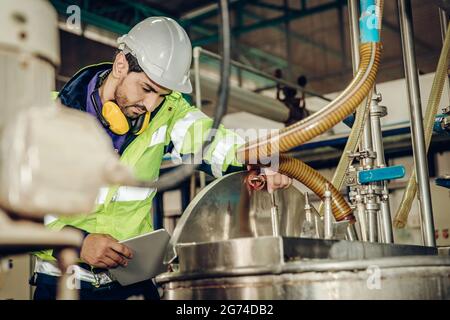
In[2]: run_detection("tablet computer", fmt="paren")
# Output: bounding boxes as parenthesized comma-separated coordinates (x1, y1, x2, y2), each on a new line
(109, 229, 170, 286)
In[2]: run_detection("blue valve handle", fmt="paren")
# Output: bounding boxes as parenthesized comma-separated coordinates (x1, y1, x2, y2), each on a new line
(436, 177, 450, 189)
(358, 165, 405, 184)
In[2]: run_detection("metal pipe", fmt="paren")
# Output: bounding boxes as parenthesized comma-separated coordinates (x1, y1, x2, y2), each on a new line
(349, 0, 374, 169)
(270, 193, 280, 237)
(361, 114, 374, 169)
(323, 184, 333, 239)
(368, 209, 378, 242)
(369, 91, 394, 243)
(379, 187, 393, 242)
(377, 210, 385, 243)
(370, 93, 386, 167)
(346, 224, 358, 241)
(196, 47, 332, 102)
(367, 185, 379, 242)
(348, 0, 360, 74)
(440, 8, 449, 44)
(356, 191, 368, 241)
(301, 192, 316, 238)
(398, 0, 436, 247)
(349, 0, 377, 241)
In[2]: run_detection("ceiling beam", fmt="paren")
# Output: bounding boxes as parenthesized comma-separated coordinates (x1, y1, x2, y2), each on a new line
(191, 1, 343, 46)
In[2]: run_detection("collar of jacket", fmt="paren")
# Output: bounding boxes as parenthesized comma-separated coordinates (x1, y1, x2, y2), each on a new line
(58, 62, 183, 110)
(58, 63, 113, 111)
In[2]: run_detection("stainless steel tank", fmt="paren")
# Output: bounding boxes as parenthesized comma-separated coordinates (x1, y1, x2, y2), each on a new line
(157, 172, 450, 300)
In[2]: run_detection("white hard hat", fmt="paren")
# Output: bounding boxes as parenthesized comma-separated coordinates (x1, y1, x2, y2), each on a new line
(118, 17, 192, 94)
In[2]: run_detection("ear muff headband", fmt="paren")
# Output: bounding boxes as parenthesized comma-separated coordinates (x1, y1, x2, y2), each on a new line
(132, 111, 150, 135)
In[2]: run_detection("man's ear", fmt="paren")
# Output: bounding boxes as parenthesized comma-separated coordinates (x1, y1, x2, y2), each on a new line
(112, 52, 129, 79)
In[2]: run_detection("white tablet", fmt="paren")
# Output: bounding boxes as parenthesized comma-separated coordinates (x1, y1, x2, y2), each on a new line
(109, 229, 170, 286)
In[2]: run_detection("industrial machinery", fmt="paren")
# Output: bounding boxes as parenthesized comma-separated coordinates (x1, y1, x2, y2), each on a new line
(2, 0, 450, 301)
(155, 0, 450, 300)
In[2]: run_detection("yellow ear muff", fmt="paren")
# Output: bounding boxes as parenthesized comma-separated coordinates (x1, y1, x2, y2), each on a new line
(134, 112, 151, 135)
(102, 101, 130, 135)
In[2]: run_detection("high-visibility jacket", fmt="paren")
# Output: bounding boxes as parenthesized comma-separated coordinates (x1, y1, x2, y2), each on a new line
(35, 63, 245, 263)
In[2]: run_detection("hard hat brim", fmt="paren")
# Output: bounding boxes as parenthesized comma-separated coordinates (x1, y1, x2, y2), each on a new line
(142, 68, 193, 94)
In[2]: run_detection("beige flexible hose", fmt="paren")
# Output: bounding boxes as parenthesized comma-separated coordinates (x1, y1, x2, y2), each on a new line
(278, 156, 353, 222)
(393, 23, 450, 228)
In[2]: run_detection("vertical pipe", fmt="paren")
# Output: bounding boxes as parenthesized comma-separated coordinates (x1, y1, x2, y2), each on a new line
(348, 0, 360, 73)
(193, 47, 207, 190)
(370, 93, 386, 167)
(377, 210, 385, 243)
(270, 193, 280, 237)
(379, 187, 393, 242)
(368, 210, 378, 242)
(349, 0, 377, 239)
(324, 185, 333, 239)
(346, 224, 358, 241)
(397, 0, 436, 247)
(301, 192, 316, 238)
(370, 92, 394, 243)
(356, 191, 368, 241)
(358, 0, 374, 168)
(440, 9, 449, 45)
(366, 185, 379, 242)
(349, 0, 374, 168)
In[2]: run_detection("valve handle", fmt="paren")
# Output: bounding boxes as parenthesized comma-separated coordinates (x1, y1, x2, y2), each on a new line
(358, 165, 405, 184)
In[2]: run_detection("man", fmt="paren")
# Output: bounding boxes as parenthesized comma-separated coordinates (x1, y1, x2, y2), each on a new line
(32, 17, 292, 300)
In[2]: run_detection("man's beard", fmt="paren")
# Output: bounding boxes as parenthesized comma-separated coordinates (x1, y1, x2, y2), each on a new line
(114, 88, 146, 119)
(120, 105, 146, 119)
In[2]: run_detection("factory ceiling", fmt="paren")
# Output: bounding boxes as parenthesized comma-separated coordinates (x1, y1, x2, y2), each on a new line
(51, 0, 443, 97)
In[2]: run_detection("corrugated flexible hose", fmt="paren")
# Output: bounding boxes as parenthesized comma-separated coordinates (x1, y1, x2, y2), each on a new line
(278, 155, 352, 220)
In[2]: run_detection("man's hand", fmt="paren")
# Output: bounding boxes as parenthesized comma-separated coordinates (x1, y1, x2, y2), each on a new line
(247, 166, 293, 193)
(80, 233, 133, 269)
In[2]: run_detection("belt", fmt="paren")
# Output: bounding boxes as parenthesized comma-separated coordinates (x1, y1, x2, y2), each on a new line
(34, 258, 114, 287)
(30, 272, 122, 291)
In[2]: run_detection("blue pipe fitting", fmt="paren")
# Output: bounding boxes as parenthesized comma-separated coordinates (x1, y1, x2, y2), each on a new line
(360, 0, 380, 43)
